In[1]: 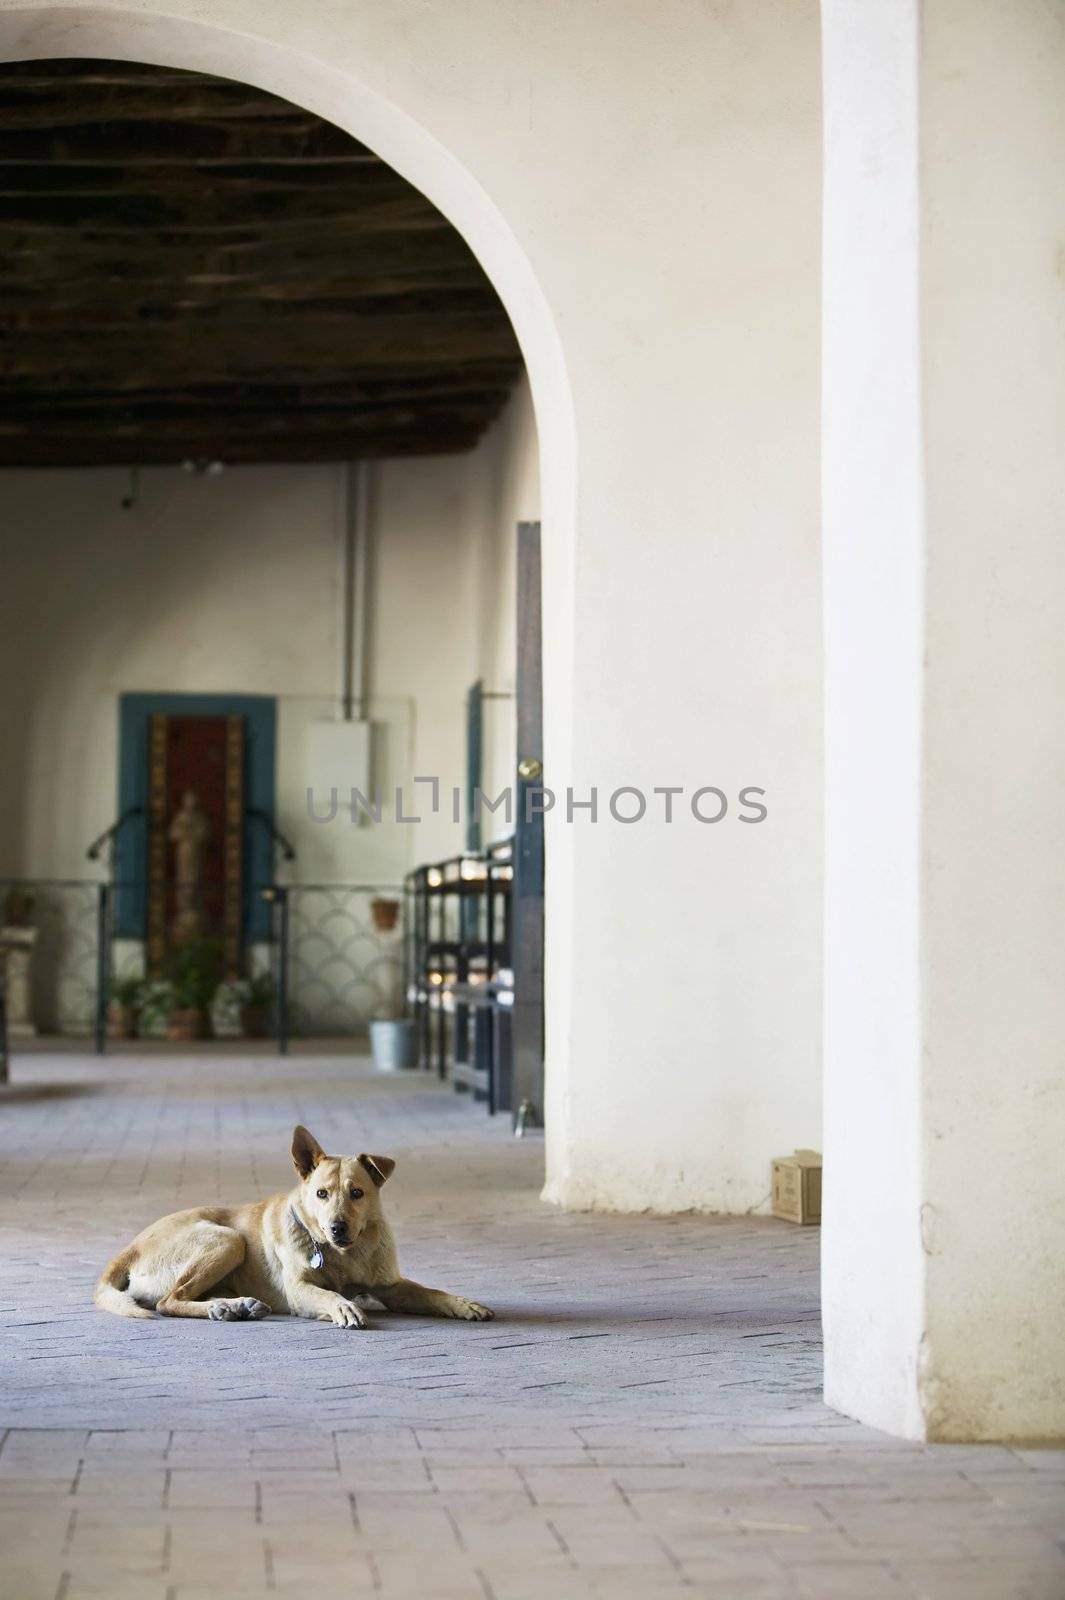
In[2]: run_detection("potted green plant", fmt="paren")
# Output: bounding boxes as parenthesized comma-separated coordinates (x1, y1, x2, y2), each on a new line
(138, 978, 175, 1038)
(240, 970, 275, 1039)
(107, 974, 143, 1040)
(163, 937, 223, 1041)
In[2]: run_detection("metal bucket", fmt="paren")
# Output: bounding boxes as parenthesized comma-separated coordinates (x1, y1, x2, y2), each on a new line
(369, 1019, 419, 1072)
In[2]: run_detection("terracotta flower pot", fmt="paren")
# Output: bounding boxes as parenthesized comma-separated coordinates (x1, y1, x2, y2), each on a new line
(370, 897, 400, 934)
(107, 1001, 137, 1040)
(167, 1007, 210, 1041)
(241, 1003, 271, 1039)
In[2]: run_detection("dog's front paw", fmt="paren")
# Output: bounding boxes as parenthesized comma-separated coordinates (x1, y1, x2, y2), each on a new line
(238, 1297, 271, 1320)
(446, 1296, 494, 1321)
(208, 1296, 270, 1321)
(328, 1298, 368, 1329)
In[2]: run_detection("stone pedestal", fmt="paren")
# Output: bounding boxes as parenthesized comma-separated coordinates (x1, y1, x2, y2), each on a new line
(1, 925, 38, 1038)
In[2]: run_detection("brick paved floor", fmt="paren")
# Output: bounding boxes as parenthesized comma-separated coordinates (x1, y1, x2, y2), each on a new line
(0, 1050, 1062, 1599)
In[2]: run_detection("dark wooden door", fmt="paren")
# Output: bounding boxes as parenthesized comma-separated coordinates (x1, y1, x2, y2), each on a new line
(512, 521, 545, 1129)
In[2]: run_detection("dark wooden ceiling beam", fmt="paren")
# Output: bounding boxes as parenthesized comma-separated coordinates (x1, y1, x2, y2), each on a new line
(3, 374, 519, 416)
(2, 327, 520, 383)
(0, 64, 360, 125)
(0, 122, 367, 162)
(0, 238, 490, 287)
(0, 278, 493, 312)
(1, 407, 515, 438)
(0, 59, 523, 466)
(0, 288, 511, 327)
(0, 189, 445, 229)
(0, 160, 398, 190)
(0, 427, 485, 467)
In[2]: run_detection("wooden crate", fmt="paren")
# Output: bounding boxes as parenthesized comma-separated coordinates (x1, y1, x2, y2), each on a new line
(771, 1148, 822, 1225)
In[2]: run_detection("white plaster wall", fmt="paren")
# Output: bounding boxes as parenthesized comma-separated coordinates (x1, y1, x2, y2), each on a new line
(538, 6, 823, 1212)
(0, 462, 343, 880)
(0, 0, 823, 1220)
(0, 381, 538, 889)
(823, 0, 1065, 1440)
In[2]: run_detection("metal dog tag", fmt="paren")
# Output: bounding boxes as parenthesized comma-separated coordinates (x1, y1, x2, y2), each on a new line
(310, 1246, 324, 1270)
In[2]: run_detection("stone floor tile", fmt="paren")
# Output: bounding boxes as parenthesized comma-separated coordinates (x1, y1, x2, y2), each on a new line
(75, 1464, 168, 1499)
(0, 1474, 75, 1495)
(791, 1559, 908, 1596)
(168, 1586, 277, 1600)
(1011, 1448, 1065, 1472)
(340, 1459, 434, 1491)
(576, 1581, 702, 1600)
(556, 1522, 679, 1568)
(85, 1428, 171, 1452)
(680, 1578, 801, 1600)
(3, 1564, 70, 1600)
(354, 1500, 458, 1550)
(335, 1429, 422, 1459)
(0, 1049, 1059, 1600)
(268, 1546, 379, 1590)
(429, 1465, 527, 1496)
(479, 1567, 595, 1600)
(895, 1560, 1064, 1600)
(166, 1470, 259, 1509)
(518, 1465, 627, 1505)
(370, 1548, 490, 1596)
(257, 1487, 354, 1528)
(64, 1581, 172, 1600)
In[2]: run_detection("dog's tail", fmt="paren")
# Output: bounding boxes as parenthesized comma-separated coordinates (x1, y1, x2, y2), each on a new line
(94, 1246, 153, 1319)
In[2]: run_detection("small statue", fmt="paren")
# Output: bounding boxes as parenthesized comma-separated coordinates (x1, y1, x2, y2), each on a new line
(169, 790, 210, 942)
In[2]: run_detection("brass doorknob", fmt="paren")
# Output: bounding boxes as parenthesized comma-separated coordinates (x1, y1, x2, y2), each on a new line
(517, 756, 543, 780)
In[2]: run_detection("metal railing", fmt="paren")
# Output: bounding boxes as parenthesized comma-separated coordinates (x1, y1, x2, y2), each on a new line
(0, 878, 104, 1043)
(265, 884, 403, 1052)
(0, 876, 402, 1054)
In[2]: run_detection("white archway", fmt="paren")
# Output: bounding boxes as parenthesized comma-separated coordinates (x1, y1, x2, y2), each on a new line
(0, 0, 582, 1165)
(1, 0, 826, 1355)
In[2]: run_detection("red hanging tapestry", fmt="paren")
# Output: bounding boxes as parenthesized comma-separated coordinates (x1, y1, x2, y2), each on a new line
(146, 713, 245, 976)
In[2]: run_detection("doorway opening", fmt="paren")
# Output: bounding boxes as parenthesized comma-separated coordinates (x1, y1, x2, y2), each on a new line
(0, 55, 551, 1131)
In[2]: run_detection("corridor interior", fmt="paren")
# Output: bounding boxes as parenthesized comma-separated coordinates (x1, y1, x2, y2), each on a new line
(0, 1052, 1061, 1600)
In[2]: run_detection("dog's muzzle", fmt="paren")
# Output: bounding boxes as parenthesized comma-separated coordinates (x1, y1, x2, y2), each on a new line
(329, 1222, 349, 1245)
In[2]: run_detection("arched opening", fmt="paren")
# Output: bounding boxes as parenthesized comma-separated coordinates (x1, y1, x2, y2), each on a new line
(0, 28, 570, 1133)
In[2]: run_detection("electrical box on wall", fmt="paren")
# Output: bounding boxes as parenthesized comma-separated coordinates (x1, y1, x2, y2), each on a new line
(306, 719, 373, 824)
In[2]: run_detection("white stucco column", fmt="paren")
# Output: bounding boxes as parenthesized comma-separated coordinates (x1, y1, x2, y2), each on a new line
(822, 0, 1065, 1440)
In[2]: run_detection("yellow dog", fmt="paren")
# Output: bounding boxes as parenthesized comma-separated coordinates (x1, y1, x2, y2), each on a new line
(95, 1124, 493, 1327)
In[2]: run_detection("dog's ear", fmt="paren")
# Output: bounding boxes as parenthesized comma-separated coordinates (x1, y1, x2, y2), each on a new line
(358, 1153, 396, 1187)
(291, 1125, 326, 1178)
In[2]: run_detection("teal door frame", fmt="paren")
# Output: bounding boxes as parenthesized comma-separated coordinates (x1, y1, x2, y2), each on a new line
(114, 692, 277, 942)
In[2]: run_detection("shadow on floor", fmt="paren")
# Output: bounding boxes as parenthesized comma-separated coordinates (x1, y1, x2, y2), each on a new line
(0, 1079, 107, 1104)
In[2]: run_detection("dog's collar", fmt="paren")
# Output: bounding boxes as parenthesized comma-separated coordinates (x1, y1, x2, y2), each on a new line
(288, 1205, 325, 1270)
